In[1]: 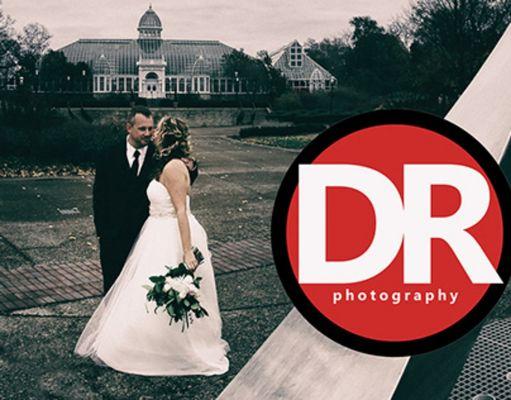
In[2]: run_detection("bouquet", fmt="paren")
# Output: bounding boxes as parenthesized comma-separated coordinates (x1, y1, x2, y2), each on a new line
(143, 247, 209, 331)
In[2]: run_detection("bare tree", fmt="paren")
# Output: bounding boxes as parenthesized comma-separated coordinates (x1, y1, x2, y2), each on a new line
(0, 1, 19, 83)
(18, 23, 51, 57)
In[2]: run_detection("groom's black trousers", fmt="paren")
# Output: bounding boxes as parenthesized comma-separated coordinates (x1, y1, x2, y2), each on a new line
(99, 234, 137, 294)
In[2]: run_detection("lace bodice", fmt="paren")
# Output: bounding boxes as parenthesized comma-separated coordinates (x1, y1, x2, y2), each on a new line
(147, 179, 190, 218)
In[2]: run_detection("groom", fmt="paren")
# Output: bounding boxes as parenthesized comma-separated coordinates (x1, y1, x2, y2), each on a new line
(93, 106, 155, 294)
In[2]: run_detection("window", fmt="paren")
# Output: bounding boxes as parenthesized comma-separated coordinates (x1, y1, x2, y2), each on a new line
(290, 79, 309, 91)
(145, 72, 158, 80)
(289, 43, 303, 67)
(171, 77, 177, 92)
(111, 78, 117, 92)
(212, 79, 219, 93)
(119, 78, 125, 92)
(99, 76, 104, 92)
(226, 79, 233, 93)
(192, 76, 210, 93)
(178, 78, 185, 92)
(310, 69, 325, 91)
(127, 78, 133, 91)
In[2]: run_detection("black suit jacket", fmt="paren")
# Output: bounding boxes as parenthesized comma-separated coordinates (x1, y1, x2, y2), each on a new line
(93, 138, 155, 241)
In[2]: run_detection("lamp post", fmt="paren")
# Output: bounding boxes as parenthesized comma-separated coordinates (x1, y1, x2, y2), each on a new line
(329, 76, 336, 115)
(18, 76, 25, 94)
(35, 69, 39, 94)
(82, 69, 86, 93)
(234, 70, 240, 107)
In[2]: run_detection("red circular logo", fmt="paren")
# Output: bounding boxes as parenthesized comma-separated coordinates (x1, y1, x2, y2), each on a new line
(272, 111, 511, 356)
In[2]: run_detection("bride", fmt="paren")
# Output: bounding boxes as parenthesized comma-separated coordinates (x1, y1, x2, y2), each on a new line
(74, 116, 229, 376)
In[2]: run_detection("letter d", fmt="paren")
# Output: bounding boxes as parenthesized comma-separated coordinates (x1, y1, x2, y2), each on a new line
(298, 164, 403, 284)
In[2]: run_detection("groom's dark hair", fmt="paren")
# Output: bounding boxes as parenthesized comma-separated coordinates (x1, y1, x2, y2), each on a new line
(128, 106, 153, 125)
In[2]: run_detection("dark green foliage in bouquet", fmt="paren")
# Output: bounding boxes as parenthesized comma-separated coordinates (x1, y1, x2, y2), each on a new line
(143, 247, 209, 331)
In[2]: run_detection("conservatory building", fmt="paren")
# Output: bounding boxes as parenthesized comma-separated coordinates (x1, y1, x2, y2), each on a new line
(270, 40, 336, 92)
(59, 6, 335, 98)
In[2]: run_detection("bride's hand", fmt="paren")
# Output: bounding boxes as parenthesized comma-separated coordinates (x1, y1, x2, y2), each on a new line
(184, 250, 198, 271)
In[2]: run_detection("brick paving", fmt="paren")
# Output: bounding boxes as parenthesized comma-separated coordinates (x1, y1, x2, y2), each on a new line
(0, 237, 272, 314)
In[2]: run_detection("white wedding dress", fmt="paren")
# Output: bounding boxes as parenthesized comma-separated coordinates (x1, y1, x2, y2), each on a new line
(75, 179, 229, 376)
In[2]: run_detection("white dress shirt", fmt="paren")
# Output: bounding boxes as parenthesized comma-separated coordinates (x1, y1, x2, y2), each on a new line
(126, 136, 148, 176)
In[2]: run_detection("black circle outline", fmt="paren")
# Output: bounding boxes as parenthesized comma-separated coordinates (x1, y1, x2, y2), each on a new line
(271, 109, 511, 357)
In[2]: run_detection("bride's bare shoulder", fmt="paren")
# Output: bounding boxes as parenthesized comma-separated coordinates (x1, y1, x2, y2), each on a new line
(161, 159, 188, 179)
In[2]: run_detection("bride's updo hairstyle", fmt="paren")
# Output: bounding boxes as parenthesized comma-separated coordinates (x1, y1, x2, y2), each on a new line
(152, 116, 192, 179)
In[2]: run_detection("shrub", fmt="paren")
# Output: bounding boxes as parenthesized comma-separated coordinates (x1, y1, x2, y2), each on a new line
(0, 127, 33, 156)
(271, 87, 379, 123)
(0, 91, 271, 111)
(0, 120, 125, 163)
(272, 92, 302, 111)
(40, 121, 124, 163)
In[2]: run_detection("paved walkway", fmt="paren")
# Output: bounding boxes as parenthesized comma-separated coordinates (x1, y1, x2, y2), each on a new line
(0, 237, 272, 314)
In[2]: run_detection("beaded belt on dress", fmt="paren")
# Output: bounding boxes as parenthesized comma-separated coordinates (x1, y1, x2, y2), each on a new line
(150, 211, 176, 218)
(149, 208, 191, 218)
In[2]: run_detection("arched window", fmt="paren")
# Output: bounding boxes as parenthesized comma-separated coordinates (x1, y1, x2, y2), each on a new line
(145, 72, 158, 80)
(310, 69, 325, 91)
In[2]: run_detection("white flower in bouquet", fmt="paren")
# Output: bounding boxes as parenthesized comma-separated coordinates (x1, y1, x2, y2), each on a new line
(167, 277, 191, 299)
(144, 247, 208, 331)
(188, 285, 199, 297)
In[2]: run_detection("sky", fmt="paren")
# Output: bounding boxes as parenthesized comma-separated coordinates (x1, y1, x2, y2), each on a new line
(3, 0, 411, 56)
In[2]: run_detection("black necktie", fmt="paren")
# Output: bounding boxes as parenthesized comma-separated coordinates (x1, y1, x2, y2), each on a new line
(131, 150, 140, 177)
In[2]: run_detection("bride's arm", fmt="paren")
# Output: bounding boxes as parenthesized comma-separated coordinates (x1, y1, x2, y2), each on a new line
(160, 159, 198, 270)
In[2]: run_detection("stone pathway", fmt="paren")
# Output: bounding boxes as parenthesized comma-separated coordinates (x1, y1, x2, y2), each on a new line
(0, 237, 272, 314)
